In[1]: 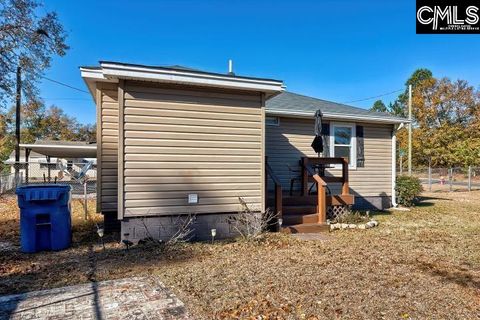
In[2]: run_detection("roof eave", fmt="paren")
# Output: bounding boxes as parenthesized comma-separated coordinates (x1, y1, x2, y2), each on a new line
(80, 67, 118, 99)
(266, 109, 409, 124)
(99, 62, 285, 95)
(80, 63, 285, 99)
(20, 143, 97, 150)
(19, 143, 97, 158)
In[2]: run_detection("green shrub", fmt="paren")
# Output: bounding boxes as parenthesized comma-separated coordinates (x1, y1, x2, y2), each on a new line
(395, 175, 423, 207)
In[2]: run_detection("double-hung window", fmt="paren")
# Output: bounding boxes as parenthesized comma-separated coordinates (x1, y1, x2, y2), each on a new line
(330, 123, 356, 169)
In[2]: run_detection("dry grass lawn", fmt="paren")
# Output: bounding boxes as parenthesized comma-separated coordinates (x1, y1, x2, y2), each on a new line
(1, 191, 480, 319)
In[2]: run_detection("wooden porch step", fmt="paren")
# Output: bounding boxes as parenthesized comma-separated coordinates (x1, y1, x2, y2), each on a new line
(281, 223, 329, 234)
(282, 213, 318, 225)
(281, 194, 355, 206)
(282, 205, 317, 215)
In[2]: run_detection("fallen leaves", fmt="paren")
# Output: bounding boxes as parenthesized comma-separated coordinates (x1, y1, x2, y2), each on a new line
(1, 191, 480, 319)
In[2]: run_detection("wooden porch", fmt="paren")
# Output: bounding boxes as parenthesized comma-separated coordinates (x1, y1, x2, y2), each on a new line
(265, 156, 355, 233)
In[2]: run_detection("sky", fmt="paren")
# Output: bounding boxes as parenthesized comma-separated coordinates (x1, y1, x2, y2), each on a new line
(38, 0, 480, 124)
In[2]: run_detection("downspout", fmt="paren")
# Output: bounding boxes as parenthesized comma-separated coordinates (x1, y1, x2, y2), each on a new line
(391, 123, 405, 208)
(391, 131, 398, 207)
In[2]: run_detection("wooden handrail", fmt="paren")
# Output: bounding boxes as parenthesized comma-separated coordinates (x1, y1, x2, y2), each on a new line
(265, 157, 282, 231)
(302, 160, 327, 224)
(313, 157, 344, 164)
(266, 161, 282, 186)
(301, 157, 350, 195)
(304, 165, 327, 187)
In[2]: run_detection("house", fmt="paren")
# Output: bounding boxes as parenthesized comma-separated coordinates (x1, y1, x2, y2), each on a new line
(265, 92, 405, 210)
(80, 61, 406, 241)
(4, 140, 97, 182)
(4, 149, 53, 179)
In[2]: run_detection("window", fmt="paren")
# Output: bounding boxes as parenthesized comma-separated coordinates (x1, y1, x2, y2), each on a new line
(40, 163, 51, 170)
(330, 123, 356, 168)
(265, 116, 280, 126)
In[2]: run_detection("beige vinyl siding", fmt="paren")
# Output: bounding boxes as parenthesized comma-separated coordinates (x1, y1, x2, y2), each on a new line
(121, 81, 264, 217)
(266, 117, 393, 197)
(97, 82, 119, 212)
(349, 124, 393, 196)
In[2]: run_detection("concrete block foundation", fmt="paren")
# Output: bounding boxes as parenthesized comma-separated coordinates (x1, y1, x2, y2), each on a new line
(120, 212, 260, 243)
(353, 196, 392, 211)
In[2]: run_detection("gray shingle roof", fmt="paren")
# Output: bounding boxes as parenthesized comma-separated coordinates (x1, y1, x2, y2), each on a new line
(266, 91, 406, 123)
(167, 65, 202, 72)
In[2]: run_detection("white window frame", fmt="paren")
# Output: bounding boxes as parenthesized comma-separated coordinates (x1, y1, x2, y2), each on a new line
(329, 122, 357, 169)
(265, 116, 280, 126)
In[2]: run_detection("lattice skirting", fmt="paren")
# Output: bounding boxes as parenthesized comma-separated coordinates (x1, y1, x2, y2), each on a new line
(327, 205, 351, 220)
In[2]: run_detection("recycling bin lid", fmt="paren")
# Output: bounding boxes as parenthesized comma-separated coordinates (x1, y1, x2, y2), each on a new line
(16, 184, 71, 201)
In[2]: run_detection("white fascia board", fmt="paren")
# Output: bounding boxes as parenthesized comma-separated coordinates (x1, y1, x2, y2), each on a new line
(20, 144, 97, 150)
(80, 68, 106, 81)
(100, 62, 285, 93)
(80, 67, 118, 98)
(266, 109, 409, 124)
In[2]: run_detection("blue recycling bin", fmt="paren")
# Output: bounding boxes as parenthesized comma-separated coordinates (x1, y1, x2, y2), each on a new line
(16, 184, 72, 253)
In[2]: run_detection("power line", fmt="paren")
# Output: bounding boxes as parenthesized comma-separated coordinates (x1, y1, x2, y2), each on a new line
(343, 88, 404, 104)
(41, 76, 89, 94)
(41, 74, 404, 106)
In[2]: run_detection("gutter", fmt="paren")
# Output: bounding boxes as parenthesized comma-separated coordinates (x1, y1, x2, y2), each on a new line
(391, 131, 398, 207)
(266, 109, 408, 124)
(390, 123, 406, 208)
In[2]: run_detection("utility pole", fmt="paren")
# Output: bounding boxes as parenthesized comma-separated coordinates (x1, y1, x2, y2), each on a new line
(13, 30, 49, 178)
(408, 84, 412, 176)
(15, 65, 21, 176)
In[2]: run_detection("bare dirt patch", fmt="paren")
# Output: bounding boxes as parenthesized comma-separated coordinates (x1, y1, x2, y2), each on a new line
(1, 191, 480, 319)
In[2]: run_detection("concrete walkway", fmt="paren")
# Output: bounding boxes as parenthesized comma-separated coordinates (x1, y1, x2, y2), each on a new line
(0, 276, 190, 320)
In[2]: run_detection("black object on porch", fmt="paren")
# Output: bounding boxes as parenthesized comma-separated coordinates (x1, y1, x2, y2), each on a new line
(311, 109, 324, 156)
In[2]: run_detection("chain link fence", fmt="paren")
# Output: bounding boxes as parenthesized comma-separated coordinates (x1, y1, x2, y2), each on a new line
(408, 166, 480, 192)
(3, 162, 477, 196)
(1, 162, 97, 197)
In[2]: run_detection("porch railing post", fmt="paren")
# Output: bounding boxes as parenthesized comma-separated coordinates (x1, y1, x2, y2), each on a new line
(275, 184, 282, 227)
(265, 157, 283, 232)
(301, 157, 308, 196)
(318, 183, 326, 224)
(341, 158, 349, 195)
